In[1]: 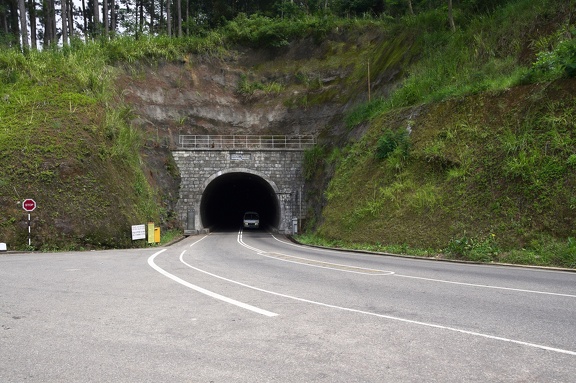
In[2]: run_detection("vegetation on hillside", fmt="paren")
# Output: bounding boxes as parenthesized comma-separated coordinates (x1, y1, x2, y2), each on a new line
(2, 0, 515, 49)
(0, 0, 575, 268)
(0, 46, 162, 250)
(302, 0, 576, 267)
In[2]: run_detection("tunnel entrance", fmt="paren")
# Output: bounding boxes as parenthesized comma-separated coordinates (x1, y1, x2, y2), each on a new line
(200, 172, 280, 231)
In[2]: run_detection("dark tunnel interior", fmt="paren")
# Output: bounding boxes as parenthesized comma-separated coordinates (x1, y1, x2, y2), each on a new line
(200, 172, 279, 231)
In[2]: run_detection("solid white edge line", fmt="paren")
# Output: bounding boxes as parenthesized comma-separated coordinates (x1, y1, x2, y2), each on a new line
(179, 247, 576, 356)
(147, 248, 278, 317)
(234, 231, 576, 356)
(271, 233, 576, 298)
(395, 274, 576, 298)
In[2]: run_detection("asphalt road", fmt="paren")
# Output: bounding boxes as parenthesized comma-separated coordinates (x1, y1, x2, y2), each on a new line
(1, 230, 576, 382)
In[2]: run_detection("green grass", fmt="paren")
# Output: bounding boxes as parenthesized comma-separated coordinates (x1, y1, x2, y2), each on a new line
(344, 0, 573, 128)
(315, 78, 576, 268)
(297, 233, 576, 268)
(0, 43, 165, 250)
(1, 1, 574, 264)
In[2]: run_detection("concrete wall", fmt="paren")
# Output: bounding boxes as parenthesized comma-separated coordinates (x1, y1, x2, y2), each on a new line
(172, 149, 306, 234)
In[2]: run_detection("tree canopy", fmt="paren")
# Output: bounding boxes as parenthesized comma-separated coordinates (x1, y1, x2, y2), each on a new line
(1, 0, 512, 50)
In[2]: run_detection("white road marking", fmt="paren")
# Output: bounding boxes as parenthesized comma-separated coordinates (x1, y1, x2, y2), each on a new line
(179, 243, 576, 357)
(239, 231, 394, 275)
(394, 273, 576, 298)
(147, 248, 278, 318)
(267, 232, 576, 298)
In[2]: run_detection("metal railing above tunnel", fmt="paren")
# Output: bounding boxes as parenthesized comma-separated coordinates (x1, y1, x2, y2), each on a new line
(178, 135, 316, 150)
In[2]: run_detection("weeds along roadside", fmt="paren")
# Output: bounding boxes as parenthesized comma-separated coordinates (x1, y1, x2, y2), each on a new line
(0, 43, 162, 250)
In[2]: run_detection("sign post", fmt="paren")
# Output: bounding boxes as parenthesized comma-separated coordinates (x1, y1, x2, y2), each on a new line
(22, 199, 36, 247)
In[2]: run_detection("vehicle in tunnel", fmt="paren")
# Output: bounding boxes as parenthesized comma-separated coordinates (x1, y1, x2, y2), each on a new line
(200, 171, 279, 231)
(243, 212, 260, 229)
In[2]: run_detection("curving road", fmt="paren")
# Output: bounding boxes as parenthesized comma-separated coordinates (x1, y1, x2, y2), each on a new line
(1, 230, 576, 382)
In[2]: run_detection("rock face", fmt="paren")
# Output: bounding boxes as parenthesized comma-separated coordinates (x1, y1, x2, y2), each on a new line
(118, 53, 349, 147)
(115, 36, 411, 232)
(113, 40, 365, 232)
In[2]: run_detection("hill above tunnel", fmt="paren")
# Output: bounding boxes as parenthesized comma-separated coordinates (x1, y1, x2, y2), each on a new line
(1, 0, 575, 267)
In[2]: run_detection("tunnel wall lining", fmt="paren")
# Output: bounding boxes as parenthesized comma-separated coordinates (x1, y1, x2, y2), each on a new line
(173, 150, 306, 234)
(202, 168, 280, 193)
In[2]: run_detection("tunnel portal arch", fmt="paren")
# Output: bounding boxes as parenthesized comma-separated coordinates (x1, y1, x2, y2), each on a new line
(172, 147, 307, 234)
(200, 169, 280, 230)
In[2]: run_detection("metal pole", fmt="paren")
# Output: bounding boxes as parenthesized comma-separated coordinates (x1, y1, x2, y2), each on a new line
(299, 186, 302, 220)
(368, 60, 371, 102)
(28, 213, 31, 247)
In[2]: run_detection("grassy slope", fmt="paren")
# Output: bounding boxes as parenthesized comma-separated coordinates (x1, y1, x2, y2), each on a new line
(0, 0, 574, 266)
(310, 0, 576, 267)
(0, 48, 159, 250)
(317, 81, 576, 265)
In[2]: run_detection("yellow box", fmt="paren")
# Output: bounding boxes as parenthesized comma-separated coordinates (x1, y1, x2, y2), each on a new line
(154, 227, 160, 243)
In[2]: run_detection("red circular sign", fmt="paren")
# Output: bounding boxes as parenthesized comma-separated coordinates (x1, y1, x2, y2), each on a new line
(22, 199, 36, 212)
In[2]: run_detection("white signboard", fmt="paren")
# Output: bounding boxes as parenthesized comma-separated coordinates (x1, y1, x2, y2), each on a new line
(230, 153, 251, 161)
(131, 224, 146, 240)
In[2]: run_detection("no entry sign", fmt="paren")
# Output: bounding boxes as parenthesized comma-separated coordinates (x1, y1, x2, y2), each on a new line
(22, 199, 36, 212)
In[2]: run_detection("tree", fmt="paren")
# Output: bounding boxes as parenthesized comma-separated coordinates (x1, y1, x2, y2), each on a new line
(176, 0, 181, 37)
(447, 0, 455, 31)
(103, 0, 109, 36)
(110, 0, 116, 34)
(67, 0, 74, 40)
(93, 0, 99, 36)
(0, 0, 20, 47)
(28, 0, 37, 48)
(62, 0, 68, 44)
(18, 0, 28, 51)
(81, 0, 88, 41)
(166, 0, 171, 36)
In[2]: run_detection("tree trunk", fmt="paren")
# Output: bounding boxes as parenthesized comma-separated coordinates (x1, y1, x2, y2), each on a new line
(110, 0, 115, 35)
(166, 0, 171, 37)
(448, 0, 455, 32)
(48, 0, 56, 45)
(67, 0, 74, 40)
(81, 0, 87, 41)
(28, 0, 36, 49)
(18, 0, 29, 51)
(0, 7, 6, 36)
(407, 0, 414, 16)
(44, 0, 54, 46)
(51, 0, 56, 41)
(61, 0, 68, 44)
(103, 0, 108, 37)
(93, 0, 99, 37)
(42, 0, 50, 47)
(6, 0, 20, 47)
(139, 0, 144, 36)
(176, 0, 181, 37)
(150, 0, 156, 34)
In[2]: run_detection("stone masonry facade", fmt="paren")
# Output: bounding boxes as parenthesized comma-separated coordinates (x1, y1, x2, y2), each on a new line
(172, 149, 306, 234)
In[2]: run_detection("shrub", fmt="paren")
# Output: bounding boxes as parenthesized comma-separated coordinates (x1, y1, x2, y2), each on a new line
(527, 31, 576, 80)
(445, 234, 499, 262)
(375, 128, 410, 160)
